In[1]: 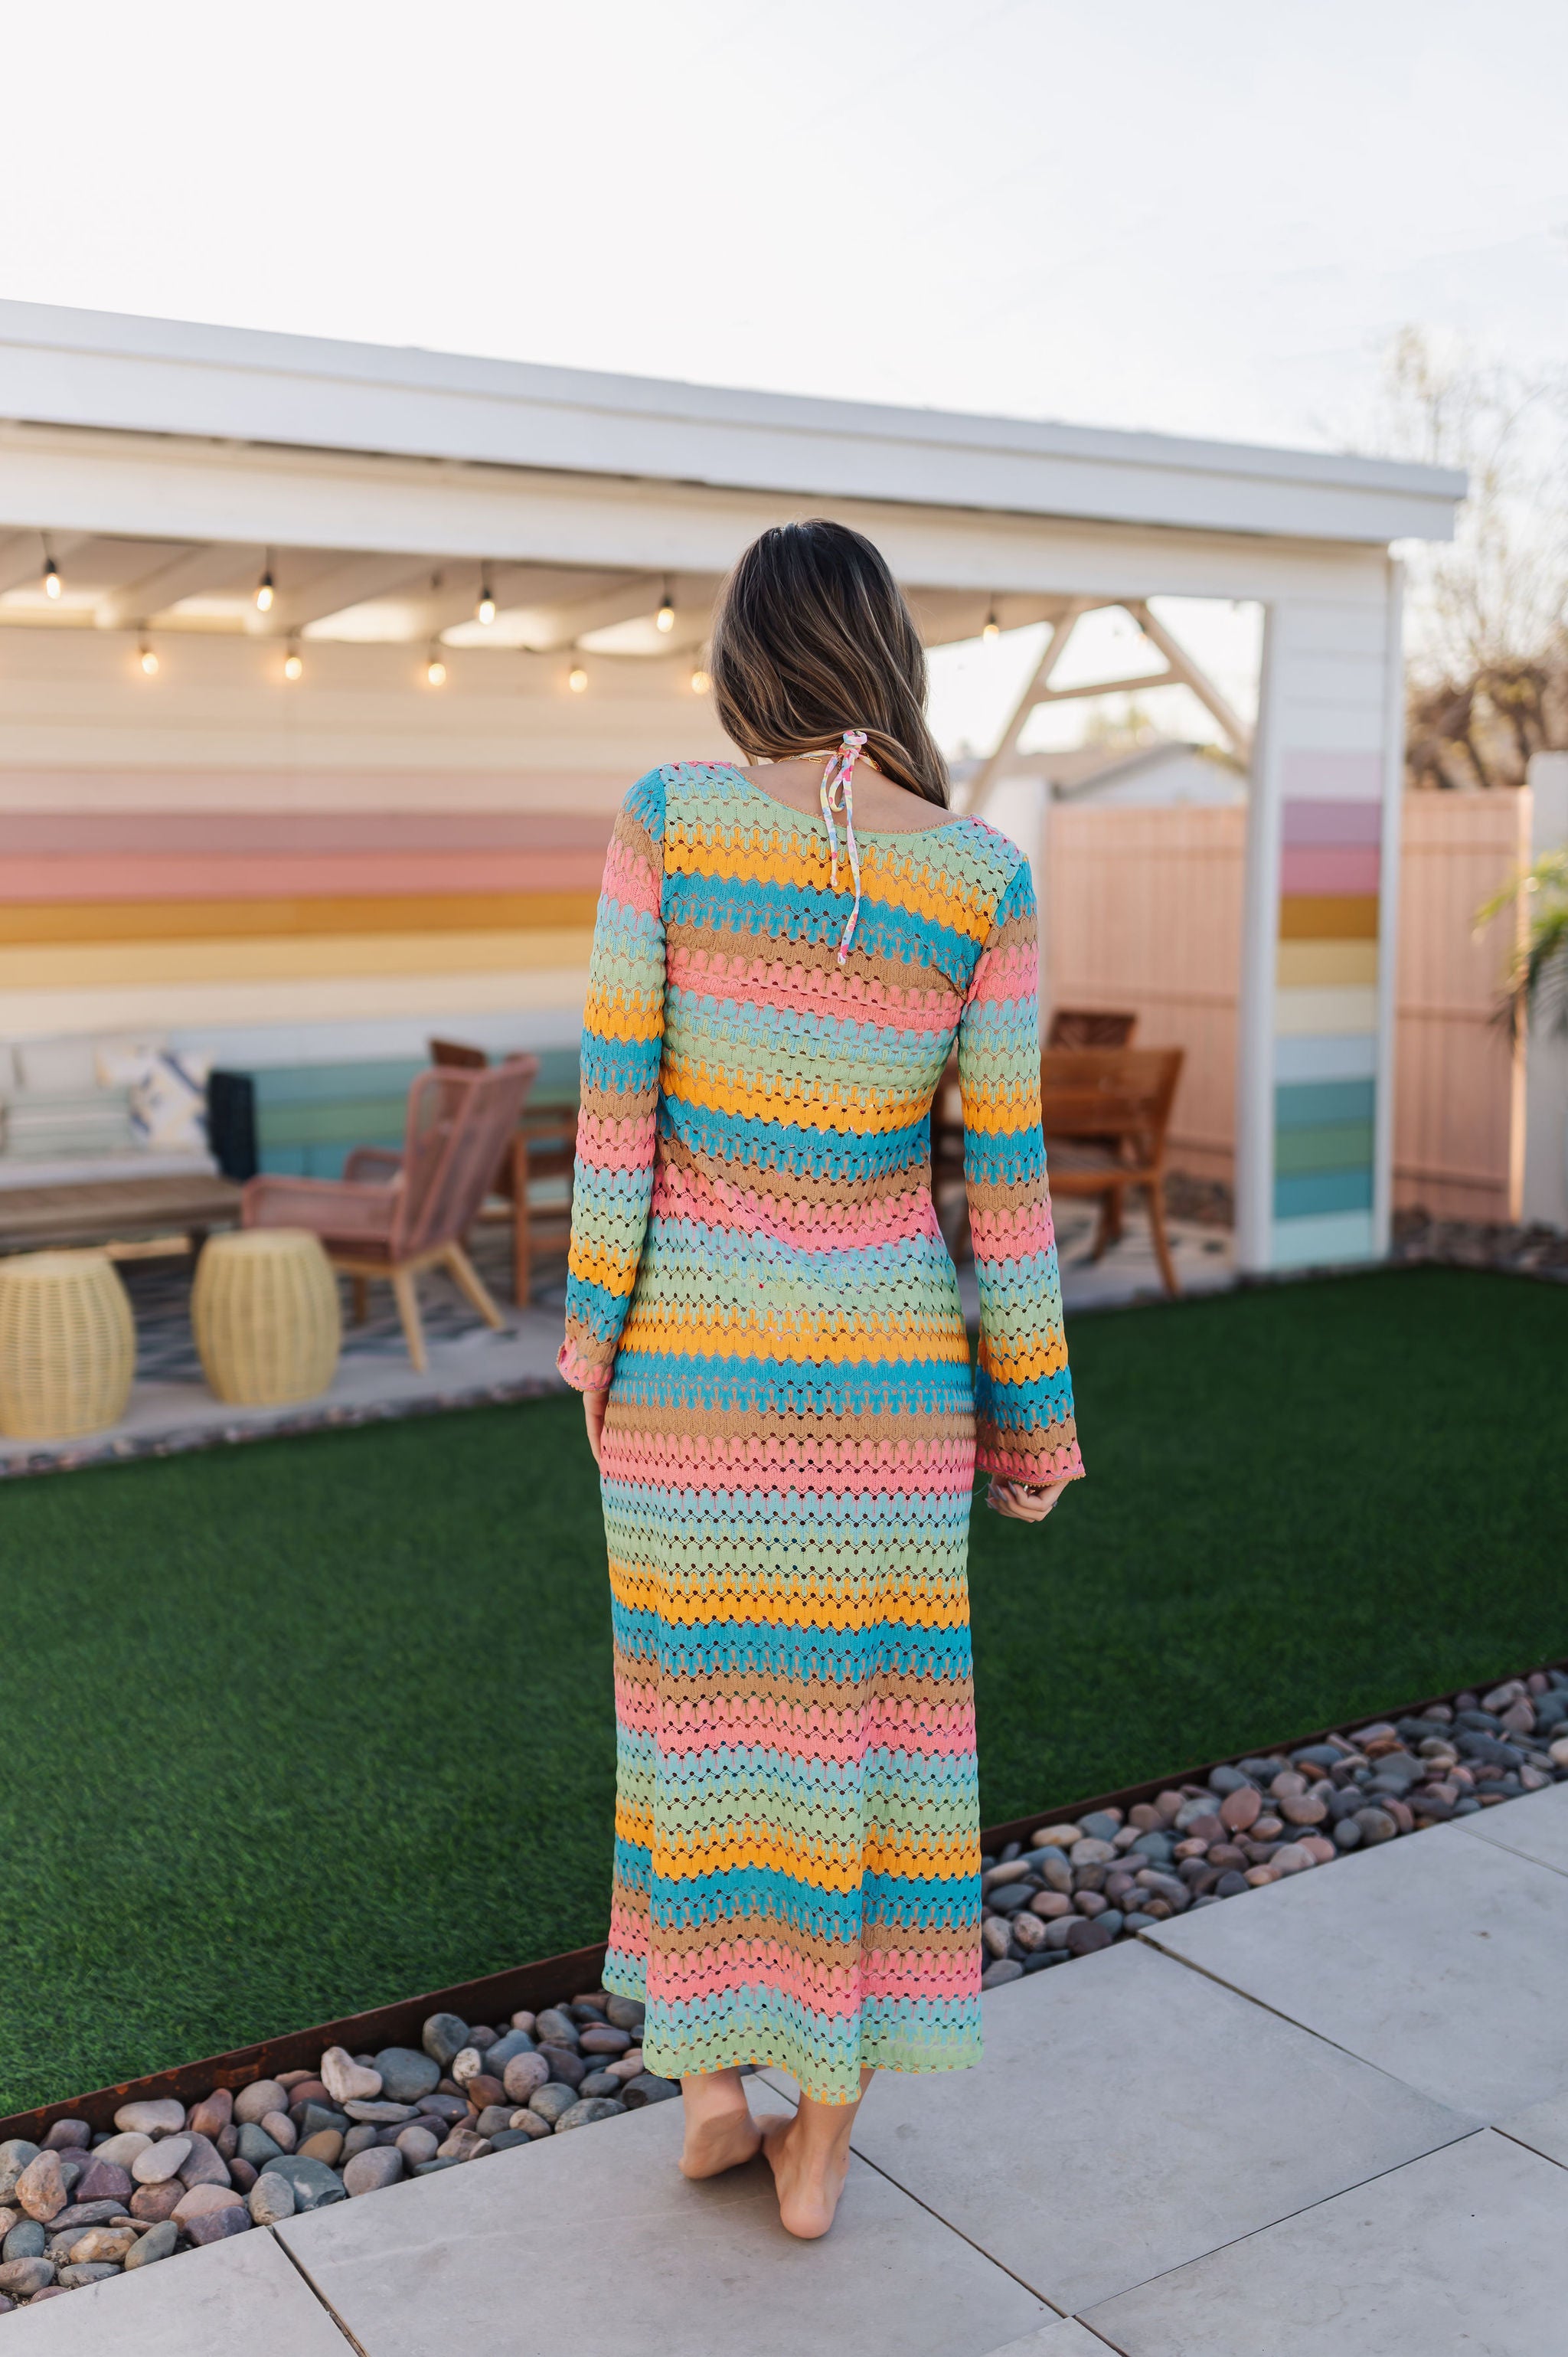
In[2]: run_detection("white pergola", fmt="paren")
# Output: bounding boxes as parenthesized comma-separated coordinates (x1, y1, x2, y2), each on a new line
(0, 300, 1464, 1272)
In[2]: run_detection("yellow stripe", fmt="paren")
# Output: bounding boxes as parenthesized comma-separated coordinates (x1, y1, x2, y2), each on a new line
(1279, 894, 1379, 941)
(0, 893, 599, 946)
(665, 1058, 931, 1136)
(616, 1813, 977, 1886)
(0, 928, 596, 991)
(619, 1306, 970, 1366)
(1276, 940, 1379, 989)
(609, 1557, 969, 1631)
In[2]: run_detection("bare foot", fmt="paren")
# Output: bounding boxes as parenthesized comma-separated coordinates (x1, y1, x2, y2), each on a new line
(679, 2102, 763, 2179)
(761, 2113, 851, 2239)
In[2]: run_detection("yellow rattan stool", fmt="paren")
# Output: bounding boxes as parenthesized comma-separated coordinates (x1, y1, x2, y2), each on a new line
(192, 1228, 341, 1407)
(0, 1250, 136, 1440)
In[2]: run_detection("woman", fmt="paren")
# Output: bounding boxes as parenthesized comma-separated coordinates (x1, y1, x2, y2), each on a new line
(558, 518, 1083, 2238)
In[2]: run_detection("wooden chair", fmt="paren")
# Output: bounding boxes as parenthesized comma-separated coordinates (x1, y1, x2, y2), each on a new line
(429, 1038, 578, 1307)
(932, 1012, 1140, 1257)
(1047, 1007, 1138, 1050)
(241, 1060, 535, 1370)
(1038, 1046, 1186, 1297)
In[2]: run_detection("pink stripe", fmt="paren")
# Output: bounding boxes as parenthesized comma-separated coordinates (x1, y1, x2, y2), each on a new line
(646, 1954, 978, 2013)
(669, 944, 960, 1027)
(603, 1432, 974, 1495)
(574, 1110, 658, 1170)
(0, 803, 619, 855)
(601, 840, 662, 917)
(615, 1699, 976, 1760)
(1281, 797, 1382, 847)
(0, 850, 607, 902)
(649, 1161, 942, 1252)
(1279, 845, 1380, 896)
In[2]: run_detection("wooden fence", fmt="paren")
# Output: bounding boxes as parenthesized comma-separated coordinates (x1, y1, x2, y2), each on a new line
(1044, 793, 1528, 1221)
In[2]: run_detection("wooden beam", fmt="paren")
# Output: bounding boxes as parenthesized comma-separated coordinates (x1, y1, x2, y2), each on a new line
(961, 602, 1089, 816)
(95, 544, 261, 630)
(0, 530, 90, 598)
(247, 552, 432, 636)
(515, 576, 665, 652)
(1124, 600, 1253, 759)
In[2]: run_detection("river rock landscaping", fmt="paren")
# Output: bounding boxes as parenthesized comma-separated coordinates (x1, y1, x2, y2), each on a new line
(978, 1668, 1568, 1986)
(0, 1995, 675, 2313)
(5, 1666, 1567, 2315)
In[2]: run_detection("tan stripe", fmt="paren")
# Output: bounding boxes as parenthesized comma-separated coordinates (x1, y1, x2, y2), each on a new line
(0, 927, 596, 990)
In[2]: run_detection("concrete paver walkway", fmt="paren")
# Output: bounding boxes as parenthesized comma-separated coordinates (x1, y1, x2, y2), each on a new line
(22, 1783, 1568, 2355)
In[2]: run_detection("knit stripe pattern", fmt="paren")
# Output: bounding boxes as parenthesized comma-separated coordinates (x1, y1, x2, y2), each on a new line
(560, 762, 1082, 2101)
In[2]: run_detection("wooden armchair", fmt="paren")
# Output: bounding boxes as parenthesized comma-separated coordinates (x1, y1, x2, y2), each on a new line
(1038, 1046, 1186, 1296)
(242, 1059, 535, 1369)
(428, 1038, 578, 1307)
(932, 1011, 1141, 1262)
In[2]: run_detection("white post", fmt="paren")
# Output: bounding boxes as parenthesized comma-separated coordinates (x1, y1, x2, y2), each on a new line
(1522, 750, 1568, 1228)
(1233, 603, 1284, 1273)
(1370, 558, 1406, 1257)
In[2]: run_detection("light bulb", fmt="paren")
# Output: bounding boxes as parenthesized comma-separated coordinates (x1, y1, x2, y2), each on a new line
(568, 663, 589, 694)
(255, 566, 275, 613)
(139, 644, 159, 676)
(477, 577, 496, 626)
(426, 655, 448, 687)
(283, 649, 304, 682)
(982, 609, 1000, 642)
(691, 666, 710, 695)
(656, 600, 675, 633)
(43, 557, 61, 600)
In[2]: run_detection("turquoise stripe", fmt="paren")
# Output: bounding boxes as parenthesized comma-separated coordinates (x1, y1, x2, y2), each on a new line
(1274, 1167, 1373, 1218)
(1275, 1077, 1375, 1129)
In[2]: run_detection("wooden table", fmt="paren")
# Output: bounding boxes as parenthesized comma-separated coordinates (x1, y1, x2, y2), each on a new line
(0, 1172, 245, 1259)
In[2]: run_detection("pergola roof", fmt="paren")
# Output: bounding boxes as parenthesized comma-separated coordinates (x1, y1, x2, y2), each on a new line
(0, 301, 1465, 662)
(0, 299, 1462, 544)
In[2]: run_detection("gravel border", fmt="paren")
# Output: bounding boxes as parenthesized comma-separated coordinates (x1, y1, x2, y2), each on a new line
(978, 1667, 1568, 1982)
(5, 1666, 1566, 2314)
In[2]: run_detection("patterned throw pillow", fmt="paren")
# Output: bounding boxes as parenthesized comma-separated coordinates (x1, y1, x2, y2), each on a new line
(94, 1041, 211, 1152)
(130, 1051, 211, 1152)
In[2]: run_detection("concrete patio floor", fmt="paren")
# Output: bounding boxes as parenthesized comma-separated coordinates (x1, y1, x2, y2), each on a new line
(19, 1781, 1568, 2355)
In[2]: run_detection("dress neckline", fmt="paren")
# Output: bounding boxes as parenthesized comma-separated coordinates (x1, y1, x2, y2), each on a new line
(714, 761, 969, 844)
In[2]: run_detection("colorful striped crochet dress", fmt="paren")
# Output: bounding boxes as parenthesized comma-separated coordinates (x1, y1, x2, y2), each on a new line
(558, 758, 1083, 2104)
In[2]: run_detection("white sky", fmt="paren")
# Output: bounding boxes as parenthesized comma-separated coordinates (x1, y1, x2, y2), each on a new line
(4, 0, 1561, 751)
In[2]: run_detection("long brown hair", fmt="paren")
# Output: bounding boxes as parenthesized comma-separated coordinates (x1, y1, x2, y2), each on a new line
(710, 520, 949, 808)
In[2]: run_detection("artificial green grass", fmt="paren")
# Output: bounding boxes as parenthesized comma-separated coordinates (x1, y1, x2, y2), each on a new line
(2, 1264, 1565, 2114)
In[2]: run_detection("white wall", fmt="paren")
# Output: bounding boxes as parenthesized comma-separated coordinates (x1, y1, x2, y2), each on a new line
(1523, 752, 1568, 1228)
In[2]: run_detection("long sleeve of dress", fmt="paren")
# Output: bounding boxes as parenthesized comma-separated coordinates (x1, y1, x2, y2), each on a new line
(959, 858, 1085, 1486)
(557, 773, 667, 1394)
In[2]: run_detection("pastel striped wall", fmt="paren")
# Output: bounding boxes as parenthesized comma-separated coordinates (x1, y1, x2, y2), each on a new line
(0, 801, 615, 1066)
(1247, 574, 1402, 1271)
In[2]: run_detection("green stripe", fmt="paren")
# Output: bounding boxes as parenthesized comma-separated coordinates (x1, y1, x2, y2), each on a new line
(1273, 1120, 1375, 1177)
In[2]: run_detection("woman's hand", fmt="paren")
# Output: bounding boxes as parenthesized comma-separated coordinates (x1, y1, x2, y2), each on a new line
(986, 1475, 1072, 1524)
(583, 1388, 608, 1470)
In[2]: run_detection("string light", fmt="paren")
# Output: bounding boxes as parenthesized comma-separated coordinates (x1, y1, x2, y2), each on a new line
(568, 662, 589, 694)
(139, 642, 159, 677)
(982, 605, 1000, 642)
(476, 570, 496, 626)
(655, 578, 675, 633)
(255, 554, 275, 614)
(691, 665, 710, 695)
(283, 643, 304, 682)
(42, 543, 61, 600)
(426, 647, 448, 687)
